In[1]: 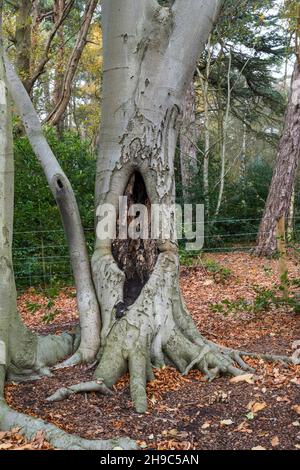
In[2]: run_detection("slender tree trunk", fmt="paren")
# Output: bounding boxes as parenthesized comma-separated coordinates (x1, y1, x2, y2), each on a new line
(15, 0, 33, 92)
(198, 35, 212, 218)
(180, 79, 198, 201)
(287, 187, 295, 242)
(27, 0, 75, 93)
(53, 0, 66, 134)
(5, 56, 101, 365)
(215, 50, 232, 217)
(254, 60, 300, 257)
(240, 121, 247, 189)
(46, 0, 98, 126)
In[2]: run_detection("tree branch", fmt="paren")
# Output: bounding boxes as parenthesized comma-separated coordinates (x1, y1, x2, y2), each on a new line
(46, 0, 99, 126)
(28, 0, 75, 92)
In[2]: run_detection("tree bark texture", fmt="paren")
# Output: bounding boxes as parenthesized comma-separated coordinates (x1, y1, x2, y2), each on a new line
(0, 45, 135, 450)
(254, 61, 300, 257)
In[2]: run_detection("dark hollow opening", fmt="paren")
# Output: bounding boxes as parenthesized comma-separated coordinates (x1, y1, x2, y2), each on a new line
(56, 179, 64, 189)
(112, 172, 158, 307)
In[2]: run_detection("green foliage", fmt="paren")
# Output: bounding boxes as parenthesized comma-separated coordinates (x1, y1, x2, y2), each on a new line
(25, 301, 42, 315)
(202, 259, 232, 284)
(13, 129, 96, 287)
(211, 284, 300, 316)
(42, 309, 60, 325)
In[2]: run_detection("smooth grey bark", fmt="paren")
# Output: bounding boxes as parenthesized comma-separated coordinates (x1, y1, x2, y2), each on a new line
(84, 0, 260, 414)
(254, 60, 300, 257)
(4, 57, 101, 364)
(0, 45, 135, 450)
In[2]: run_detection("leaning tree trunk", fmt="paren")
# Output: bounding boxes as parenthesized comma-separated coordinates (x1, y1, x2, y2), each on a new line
(254, 60, 300, 257)
(4, 57, 101, 365)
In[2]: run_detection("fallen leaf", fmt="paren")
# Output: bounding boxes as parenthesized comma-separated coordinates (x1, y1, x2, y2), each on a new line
(291, 378, 300, 386)
(248, 402, 267, 413)
(271, 436, 279, 447)
(252, 446, 266, 451)
(292, 405, 300, 416)
(201, 422, 210, 430)
(235, 421, 252, 434)
(0, 443, 13, 450)
(220, 419, 234, 426)
(230, 374, 255, 384)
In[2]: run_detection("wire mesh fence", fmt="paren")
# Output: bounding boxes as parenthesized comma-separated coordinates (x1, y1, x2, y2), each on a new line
(12, 216, 300, 288)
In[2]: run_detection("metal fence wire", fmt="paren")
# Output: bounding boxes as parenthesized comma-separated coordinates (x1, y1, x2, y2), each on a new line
(12, 216, 300, 287)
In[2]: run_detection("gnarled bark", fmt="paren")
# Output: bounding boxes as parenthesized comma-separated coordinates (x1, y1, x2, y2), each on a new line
(84, 0, 255, 413)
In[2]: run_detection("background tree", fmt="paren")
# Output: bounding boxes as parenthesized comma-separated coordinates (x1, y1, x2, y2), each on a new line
(254, 0, 300, 256)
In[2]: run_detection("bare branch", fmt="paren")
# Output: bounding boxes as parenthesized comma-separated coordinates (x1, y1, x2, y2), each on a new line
(46, 0, 99, 125)
(28, 0, 75, 92)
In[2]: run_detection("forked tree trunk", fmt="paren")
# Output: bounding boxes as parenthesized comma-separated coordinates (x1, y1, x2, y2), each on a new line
(254, 60, 300, 257)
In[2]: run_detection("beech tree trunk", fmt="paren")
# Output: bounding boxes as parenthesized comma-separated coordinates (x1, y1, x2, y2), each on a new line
(0, 17, 135, 450)
(87, 0, 256, 414)
(3, 0, 298, 446)
(254, 61, 300, 257)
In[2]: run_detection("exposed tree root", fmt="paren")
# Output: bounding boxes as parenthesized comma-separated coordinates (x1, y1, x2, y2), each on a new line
(0, 366, 136, 450)
(47, 380, 113, 402)
(52, 351, 85, 370)
(43, 249, 300, 415)
(0, 400, 136, 450)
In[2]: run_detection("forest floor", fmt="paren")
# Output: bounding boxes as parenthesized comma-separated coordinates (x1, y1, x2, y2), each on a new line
(1, 252, 300, 450)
